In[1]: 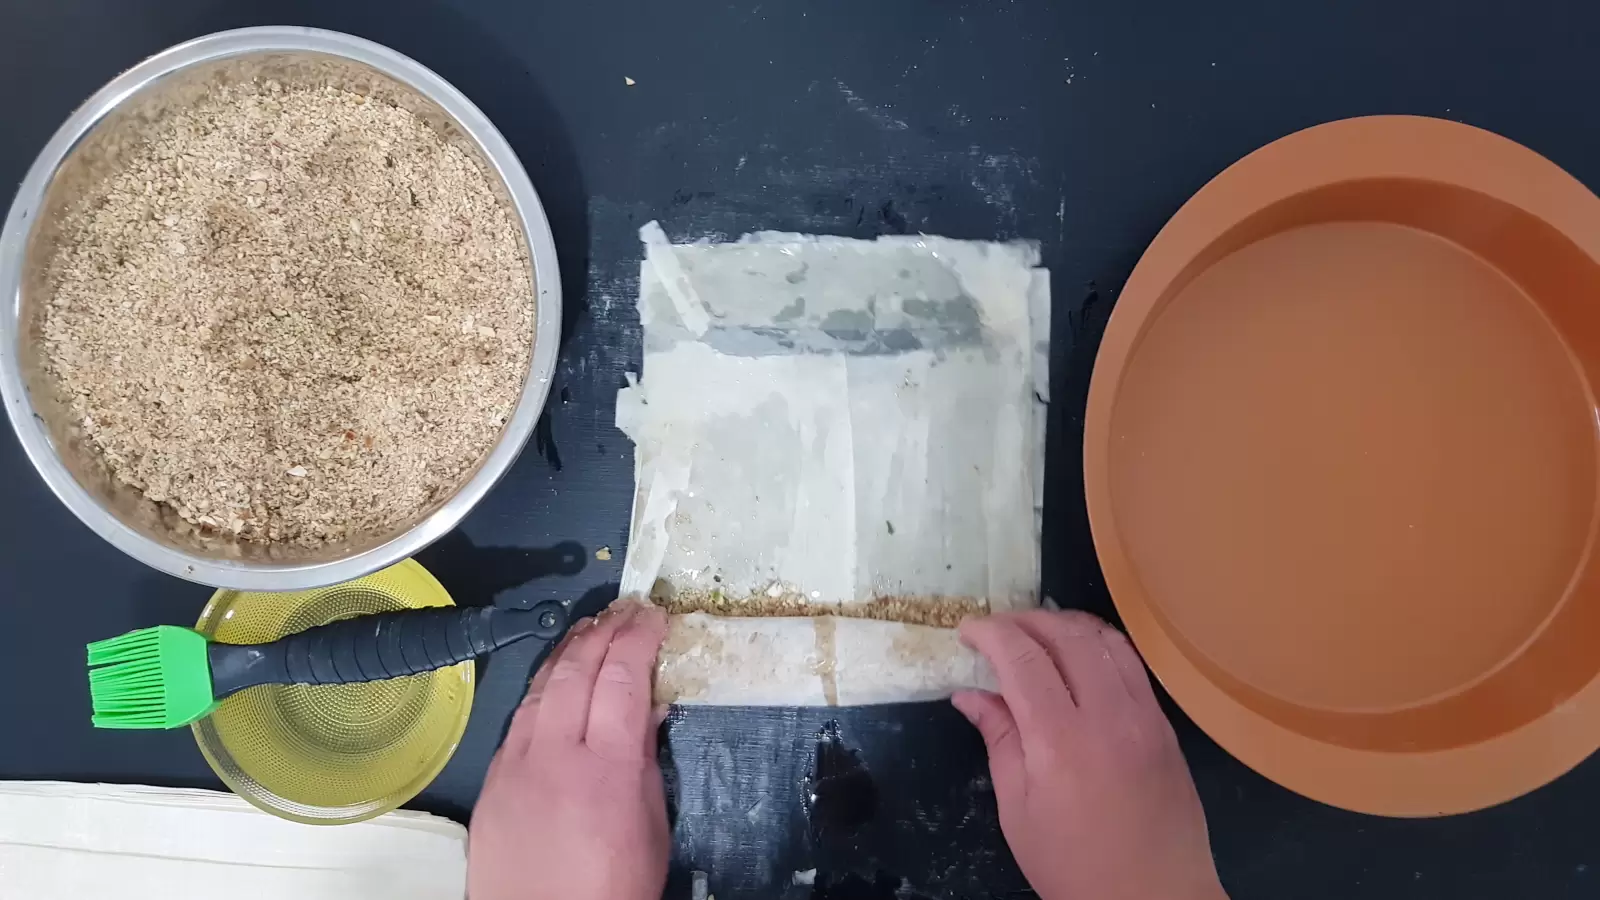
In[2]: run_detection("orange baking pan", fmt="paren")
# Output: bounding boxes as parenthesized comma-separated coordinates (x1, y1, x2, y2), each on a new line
(1085, 116, 1600, 816)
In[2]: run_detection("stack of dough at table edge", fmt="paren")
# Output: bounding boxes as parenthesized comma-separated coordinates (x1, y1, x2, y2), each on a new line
(0, 782, 465, 899)
(618, 223, 1050, 706)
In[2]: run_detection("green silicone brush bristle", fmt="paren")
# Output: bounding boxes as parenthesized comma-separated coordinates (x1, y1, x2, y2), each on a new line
(86, 626, 217, 729)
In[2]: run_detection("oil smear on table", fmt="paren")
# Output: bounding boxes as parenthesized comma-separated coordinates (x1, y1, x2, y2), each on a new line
(617, 222, 1049, 705)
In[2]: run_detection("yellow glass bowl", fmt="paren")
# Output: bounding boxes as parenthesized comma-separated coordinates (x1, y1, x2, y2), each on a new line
(190, 558, 473, 825)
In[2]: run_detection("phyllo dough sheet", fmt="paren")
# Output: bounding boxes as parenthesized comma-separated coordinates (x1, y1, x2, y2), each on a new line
(618, 223, 1049, 705)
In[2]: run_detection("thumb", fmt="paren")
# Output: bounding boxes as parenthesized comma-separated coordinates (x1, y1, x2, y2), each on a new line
(952, 689, 1024, 797)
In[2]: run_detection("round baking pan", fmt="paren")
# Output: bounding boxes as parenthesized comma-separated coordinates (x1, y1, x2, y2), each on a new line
(1085, 116, 1600, 816)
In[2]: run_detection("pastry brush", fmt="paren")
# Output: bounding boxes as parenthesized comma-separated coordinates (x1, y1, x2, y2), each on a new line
(86, 601, 567, 729)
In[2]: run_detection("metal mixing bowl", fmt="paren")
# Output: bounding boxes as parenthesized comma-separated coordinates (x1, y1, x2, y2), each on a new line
(0, 27, 561, 590)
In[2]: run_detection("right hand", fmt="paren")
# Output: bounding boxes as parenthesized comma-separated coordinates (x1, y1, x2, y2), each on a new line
(953, 610, 1227, 900)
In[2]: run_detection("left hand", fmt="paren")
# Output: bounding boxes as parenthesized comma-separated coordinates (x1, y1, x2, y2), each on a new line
(468, 601, 672, 900)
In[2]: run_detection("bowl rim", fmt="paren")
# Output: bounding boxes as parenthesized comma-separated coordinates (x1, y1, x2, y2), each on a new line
(0, 26, 562, 590)
(1084, 115, 1600, 817)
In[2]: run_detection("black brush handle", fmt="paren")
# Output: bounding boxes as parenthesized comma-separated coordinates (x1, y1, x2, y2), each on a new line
(207, 602, 568, 700)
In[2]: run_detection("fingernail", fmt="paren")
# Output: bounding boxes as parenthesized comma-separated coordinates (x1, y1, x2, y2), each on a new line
(955, 616, 982, 648)
(1062, 621, 1101, 638)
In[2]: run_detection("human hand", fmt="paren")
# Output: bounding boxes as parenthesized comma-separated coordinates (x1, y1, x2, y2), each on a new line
(469, 601, 671, 900)
(954, 610, 1226, 900)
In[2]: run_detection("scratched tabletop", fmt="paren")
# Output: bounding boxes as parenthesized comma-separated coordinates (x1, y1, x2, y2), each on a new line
(5, 1, 1600, 897)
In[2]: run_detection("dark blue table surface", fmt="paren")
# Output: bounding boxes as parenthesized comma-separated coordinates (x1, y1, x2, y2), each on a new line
(5, 1, 1600, 897)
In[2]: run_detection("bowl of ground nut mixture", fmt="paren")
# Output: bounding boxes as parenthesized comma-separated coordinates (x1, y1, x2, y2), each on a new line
(0, 28, 561, 589)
